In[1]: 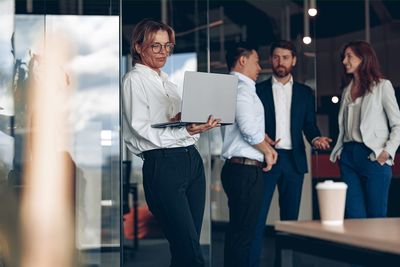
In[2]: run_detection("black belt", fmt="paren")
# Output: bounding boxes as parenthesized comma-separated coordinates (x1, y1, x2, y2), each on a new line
(142, 145, 196, 159)
(226, 157, 265, 168)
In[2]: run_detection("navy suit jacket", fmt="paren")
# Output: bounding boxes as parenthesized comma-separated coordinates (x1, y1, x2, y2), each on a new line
(256, 78, 321, 174)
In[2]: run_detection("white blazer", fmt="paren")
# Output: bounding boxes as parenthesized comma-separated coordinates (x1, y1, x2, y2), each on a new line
(330, 79, 400, 165)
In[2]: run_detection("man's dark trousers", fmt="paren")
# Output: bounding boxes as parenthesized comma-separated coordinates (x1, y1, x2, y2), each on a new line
(221, 162, 264, 267)
(249, 149, 304, 267)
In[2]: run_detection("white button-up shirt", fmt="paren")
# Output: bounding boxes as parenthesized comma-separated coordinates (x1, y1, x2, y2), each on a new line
(343, 91, 363, 143)
(221, 72, 265, 162)
(272, 75, 293, 149)
(122, 64, 198, 155)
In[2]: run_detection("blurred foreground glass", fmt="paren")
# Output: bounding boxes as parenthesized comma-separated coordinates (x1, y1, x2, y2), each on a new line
(13, 13, 120, 267)
(0, 1, 19, 265)
(0, 0, 15, 179)
(20, 33, 75, 267)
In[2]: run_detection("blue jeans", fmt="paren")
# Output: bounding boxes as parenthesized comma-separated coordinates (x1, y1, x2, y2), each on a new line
(339, 142, 392, 218)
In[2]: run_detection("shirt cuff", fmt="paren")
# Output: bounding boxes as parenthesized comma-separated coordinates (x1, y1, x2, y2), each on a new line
(181, 127, 200, 141)
(244, 132, 265, 146)
(171, 126, 192, 140)
(311, 136, 320, 145)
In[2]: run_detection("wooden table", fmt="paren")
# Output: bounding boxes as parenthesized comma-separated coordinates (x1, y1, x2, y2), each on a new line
(274, 218, 400, 266)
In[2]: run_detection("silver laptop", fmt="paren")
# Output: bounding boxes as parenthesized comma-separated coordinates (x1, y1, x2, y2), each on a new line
(152, 71, 238, 128)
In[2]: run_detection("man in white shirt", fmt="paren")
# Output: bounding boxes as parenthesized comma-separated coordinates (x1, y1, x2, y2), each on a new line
(250, 40, 332, 266)
(220, 44, 277, 267)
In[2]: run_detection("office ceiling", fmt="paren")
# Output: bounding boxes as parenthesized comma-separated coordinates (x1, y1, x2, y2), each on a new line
(13, 0, 400, 54)
(120, 0, 400, 53)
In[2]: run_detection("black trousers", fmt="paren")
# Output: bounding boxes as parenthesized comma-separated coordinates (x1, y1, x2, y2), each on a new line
(221, 162, 264, 267)
(142, 145, 205, 267)
(250, 149, 304, 267)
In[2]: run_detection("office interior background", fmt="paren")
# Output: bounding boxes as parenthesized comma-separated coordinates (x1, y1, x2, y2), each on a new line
(0, 0, 400, 266)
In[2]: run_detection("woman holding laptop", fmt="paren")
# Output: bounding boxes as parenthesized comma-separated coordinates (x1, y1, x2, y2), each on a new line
(122, 19, 220, 267)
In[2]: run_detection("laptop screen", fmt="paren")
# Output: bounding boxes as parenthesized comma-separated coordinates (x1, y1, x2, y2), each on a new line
(181, 71, 238, 124)
(152, 71, 238, 128)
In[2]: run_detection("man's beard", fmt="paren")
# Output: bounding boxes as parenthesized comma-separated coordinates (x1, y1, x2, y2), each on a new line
(273, 65, 292, 78)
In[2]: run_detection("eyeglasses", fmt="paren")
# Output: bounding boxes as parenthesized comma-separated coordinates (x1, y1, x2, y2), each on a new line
(150, 42, 174, 53)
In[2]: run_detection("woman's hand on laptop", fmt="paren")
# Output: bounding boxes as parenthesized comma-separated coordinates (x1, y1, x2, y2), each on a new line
(186, 115, 221, 135)
(170, 112, 182, 122)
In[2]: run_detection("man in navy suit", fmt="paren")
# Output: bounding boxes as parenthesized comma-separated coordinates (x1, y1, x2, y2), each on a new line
(250, 40, 332, 266)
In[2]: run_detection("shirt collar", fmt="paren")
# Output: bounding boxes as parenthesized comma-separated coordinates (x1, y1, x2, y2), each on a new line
(231, 71, 256, 87)
(135, 63, 169, 81)
(272, 75, 293, 87)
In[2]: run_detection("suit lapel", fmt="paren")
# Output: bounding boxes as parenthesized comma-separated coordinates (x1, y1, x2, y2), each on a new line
(290, 82, 300, 135)
(259, 79, 276, 139)
(265, 79, 276, 116)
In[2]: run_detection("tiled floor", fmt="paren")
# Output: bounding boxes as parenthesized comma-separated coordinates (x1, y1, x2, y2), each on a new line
(122, 228, 351, 267)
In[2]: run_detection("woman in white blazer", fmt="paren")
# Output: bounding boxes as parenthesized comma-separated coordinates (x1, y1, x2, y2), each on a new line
(330, 41, 400, 218)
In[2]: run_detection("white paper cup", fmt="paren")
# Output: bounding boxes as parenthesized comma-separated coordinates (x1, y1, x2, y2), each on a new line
(316, 180, 347, 225)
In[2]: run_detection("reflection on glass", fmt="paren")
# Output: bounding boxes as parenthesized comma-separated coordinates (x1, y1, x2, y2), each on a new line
(19, 33, 76, 267)
(0, 0, 15, 180)
(13, 14, 120, 267)
(163, 52, 197, 93)
(0, 2, 20, 267)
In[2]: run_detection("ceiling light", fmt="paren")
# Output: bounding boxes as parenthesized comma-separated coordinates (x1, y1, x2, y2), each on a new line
(308, 0, 317, 16)
(331, 96, 339, 104)
(303, 36, 312, 44)
(308, 8, 317, 16)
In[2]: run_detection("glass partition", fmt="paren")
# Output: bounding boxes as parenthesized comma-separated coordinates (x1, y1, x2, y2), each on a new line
(2, 1, 121, 267)
(121, 0, 212, 266)
(0, 2, 18, 265)
(207, 1, 317, 265)
(208, 0, 316, 225)
(0, 0, 14, 180)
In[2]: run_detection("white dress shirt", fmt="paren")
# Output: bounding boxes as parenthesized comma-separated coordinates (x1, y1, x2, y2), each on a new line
(272, 75, 293, 149)
(221, 72, 265, 162)
(122, 63, 198, 155)
(343, 91, 363, 143)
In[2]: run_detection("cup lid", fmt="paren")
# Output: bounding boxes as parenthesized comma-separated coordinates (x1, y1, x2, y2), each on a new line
(316, 180, 347, 190)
